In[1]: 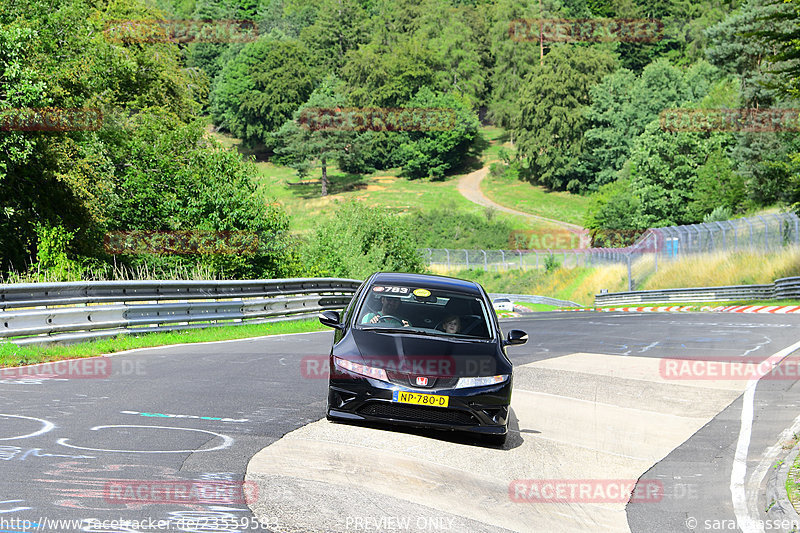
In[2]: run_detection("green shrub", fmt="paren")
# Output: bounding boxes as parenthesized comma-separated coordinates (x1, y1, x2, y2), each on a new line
(300, 201, 427, 278)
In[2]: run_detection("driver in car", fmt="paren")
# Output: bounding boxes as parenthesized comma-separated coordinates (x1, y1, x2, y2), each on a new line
(361, 295, 410, 326)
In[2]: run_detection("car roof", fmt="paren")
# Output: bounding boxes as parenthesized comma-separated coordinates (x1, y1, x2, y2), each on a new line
(368, 272, 484, 296)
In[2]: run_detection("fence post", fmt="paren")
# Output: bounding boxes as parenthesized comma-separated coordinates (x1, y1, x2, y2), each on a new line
(445, 249, 450, 270)
(757, 215, 768, 252)
(675, 227, 685, 257)
(686, 224, 703, 253)
(482, 250, 488, 271)
(653, 232, 658, 273)
(500, 250, 506, 270)
(794, 214, 800, 245)
(745, 218, 754, 249)
(627, 253, 633, 290)
(463, 249, 469, 269)
(714, 222, 726, 250)
(728, 220, 737, 250)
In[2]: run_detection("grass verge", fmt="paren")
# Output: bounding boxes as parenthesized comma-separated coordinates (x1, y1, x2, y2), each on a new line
(785, 443, 800, 513)
(481, 171, 590, 225)
(513, 303, 560, 312)
(0, 319, 327, 368)
(210, 128, 569, 239)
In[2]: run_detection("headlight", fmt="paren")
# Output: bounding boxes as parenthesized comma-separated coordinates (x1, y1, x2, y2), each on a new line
(455, 374, 509, 389)
(334, 356, 388, 382)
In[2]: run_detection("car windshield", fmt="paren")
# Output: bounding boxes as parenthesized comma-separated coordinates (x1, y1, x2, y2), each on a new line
(356, 284, 492, 339)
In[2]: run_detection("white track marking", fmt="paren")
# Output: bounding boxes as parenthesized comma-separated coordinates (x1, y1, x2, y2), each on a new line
(57, 425, 234, 453)
(0, 414, 55, 441)
(731, 338, 800, 533)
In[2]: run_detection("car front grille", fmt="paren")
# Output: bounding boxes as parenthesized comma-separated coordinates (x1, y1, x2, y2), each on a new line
(385, 371, 459, 389)
(357, 403, 479, 426)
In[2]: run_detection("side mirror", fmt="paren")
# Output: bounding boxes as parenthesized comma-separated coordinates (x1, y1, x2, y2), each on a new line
(318, 310, 344, 329)
(505, 329, 528, 346)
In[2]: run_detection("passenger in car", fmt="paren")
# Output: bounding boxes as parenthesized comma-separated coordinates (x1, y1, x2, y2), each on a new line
(441, 314, 461, 334)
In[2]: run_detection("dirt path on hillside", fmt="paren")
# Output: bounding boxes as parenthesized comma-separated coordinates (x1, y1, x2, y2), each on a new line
(457, 166, 585, 231)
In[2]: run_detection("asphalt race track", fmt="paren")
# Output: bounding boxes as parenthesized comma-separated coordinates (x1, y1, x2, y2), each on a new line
(1, 312, 800, 532)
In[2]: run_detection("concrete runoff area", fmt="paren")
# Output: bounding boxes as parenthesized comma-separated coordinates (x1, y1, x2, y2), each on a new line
(246, 353, 750, 532)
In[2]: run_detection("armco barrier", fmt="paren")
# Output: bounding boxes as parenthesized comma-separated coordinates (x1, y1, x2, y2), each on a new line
(0, 278, 361, 346)
(595, 276, 800, 306)
(488, 293, 581, 308)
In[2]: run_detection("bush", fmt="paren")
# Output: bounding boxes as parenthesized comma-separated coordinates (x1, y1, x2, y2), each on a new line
(105, 111, 294, 279)
(300, 201, 427, 278)
(395, 87, 481, 179)
(407, 206, 515, 249)
(703, 206, 733, 223)
(544, 253, 560, 273)
(28, 224, 85, 281)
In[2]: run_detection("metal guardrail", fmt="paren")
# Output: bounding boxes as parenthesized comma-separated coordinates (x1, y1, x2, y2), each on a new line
(0, 278, 361, 346)
(594, 276, 800, 306)
(489, 293, 581, 308)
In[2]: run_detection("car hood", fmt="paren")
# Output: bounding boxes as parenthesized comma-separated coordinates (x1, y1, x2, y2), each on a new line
(341, 329, 509, 377)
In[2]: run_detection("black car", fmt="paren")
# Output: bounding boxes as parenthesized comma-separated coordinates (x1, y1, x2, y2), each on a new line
(318, 272, 527, 445)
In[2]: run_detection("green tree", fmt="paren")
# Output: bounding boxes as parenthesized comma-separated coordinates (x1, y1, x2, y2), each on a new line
(687, 148, 746, 219)
(514, 44, 618, 191)
(758, 0, 800, 98)
(488, 0, 563, 141)
(301, 201, 426, 279)
(272, 77, 357, 196)
(584, 177, 644, 246)
(299, 0, 369, 74)
(627, 121, 734, 227)
(417, 1, 489, 106)
(705, 0, 792, 107)
(582, 59, 719, 188)
(732, 131, 800, 206)
(106, 111, 293, 278)
(342, 38, 437, 108)
(395, 87, 481, 179)
(211, 38, 316, 147)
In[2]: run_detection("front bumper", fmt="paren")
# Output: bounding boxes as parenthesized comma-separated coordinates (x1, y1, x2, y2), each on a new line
(327, 367, 512, 435)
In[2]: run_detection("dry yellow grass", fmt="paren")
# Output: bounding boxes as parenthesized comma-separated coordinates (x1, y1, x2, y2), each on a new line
(641, 248, 800, 289)
(562, 264, 629, 303)
(441, 247, 800, 305)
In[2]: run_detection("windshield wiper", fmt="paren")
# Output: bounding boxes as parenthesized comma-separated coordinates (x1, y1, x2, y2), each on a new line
(360, 326, 440, 336)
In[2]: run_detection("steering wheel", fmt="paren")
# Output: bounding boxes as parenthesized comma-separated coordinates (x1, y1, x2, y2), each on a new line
(377, 315, 404, 324)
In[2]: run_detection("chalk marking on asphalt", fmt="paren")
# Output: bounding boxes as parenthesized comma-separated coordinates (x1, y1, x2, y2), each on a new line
(0, 500, 31, 513)
(740, 336, 773, 357)
(0, 414, 55, 441)
(731, 338, 800, 533)
(639, 342, 660, 353)
(56, 425, 234, 453)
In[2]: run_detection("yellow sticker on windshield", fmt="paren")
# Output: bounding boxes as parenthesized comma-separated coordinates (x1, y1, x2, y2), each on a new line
(413, 288, 431, 297)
